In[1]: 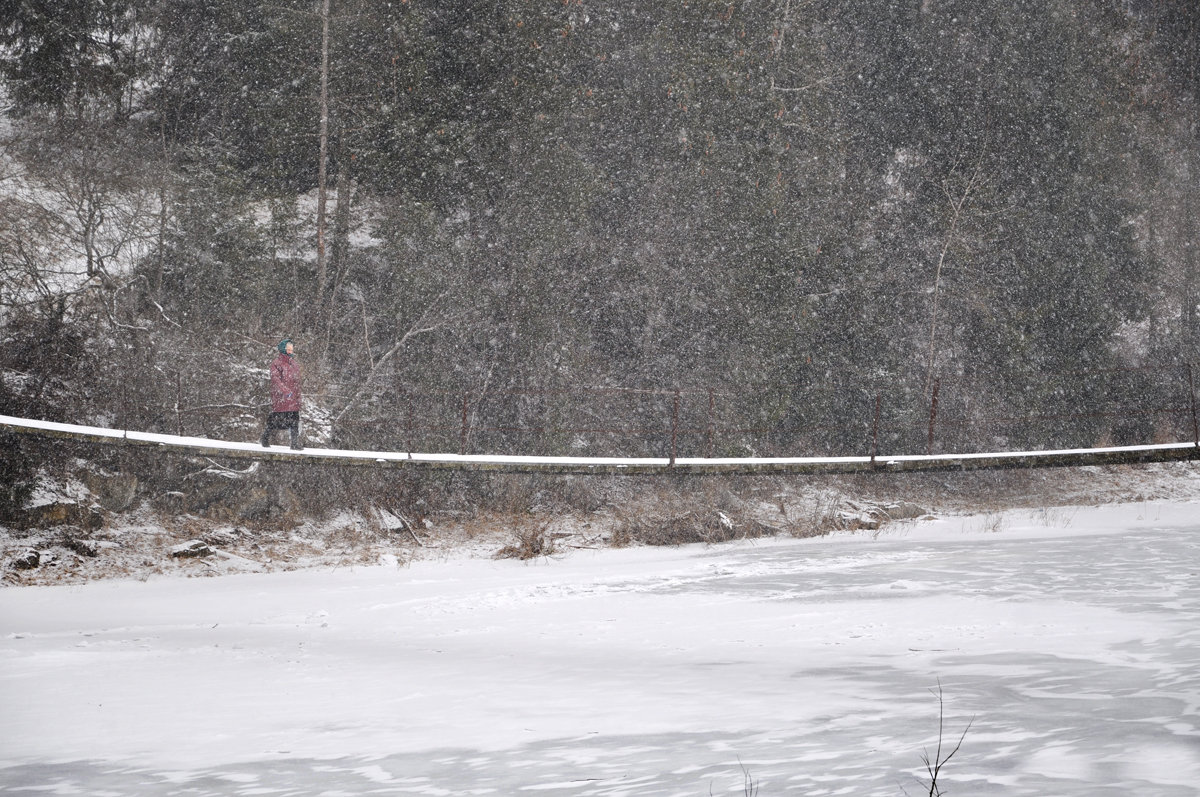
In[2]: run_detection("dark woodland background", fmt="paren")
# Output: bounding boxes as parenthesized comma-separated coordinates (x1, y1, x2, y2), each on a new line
(1, 0, 1198, 516)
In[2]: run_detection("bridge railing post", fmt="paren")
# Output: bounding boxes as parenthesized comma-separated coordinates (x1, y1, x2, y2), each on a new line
(670, 389, 680, 466)
(460, 392, 469, 456)
(870, 392, 882, 467)
(175, 371, 184, 436)
(927, 377, 940, 456)
(405, 389, 414, 454)
(705, 388, 715, 459)
(1188, 363, 1198, 447)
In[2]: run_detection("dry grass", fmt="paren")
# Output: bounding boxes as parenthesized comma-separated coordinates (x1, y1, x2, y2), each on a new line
(494, 518, 557, 560)
(785, 490, 846, 538)
(969, 512, 1007, 534)
(608, 485, 776, 547)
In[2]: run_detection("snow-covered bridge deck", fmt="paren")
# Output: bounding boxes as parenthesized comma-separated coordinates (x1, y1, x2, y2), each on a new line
(3, 414, 1197, 475)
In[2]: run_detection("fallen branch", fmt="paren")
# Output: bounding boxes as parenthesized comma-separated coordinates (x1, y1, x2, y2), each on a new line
(386, 508, 426, 548)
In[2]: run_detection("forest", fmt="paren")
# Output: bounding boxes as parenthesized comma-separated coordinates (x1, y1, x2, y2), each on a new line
(1, 0, 1198, 516)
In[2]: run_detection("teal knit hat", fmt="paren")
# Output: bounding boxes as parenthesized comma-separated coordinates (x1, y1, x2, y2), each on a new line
(278, 338, 292, 353)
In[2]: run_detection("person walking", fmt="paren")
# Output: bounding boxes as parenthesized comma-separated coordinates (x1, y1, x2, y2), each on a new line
(261, 338, 303, 449)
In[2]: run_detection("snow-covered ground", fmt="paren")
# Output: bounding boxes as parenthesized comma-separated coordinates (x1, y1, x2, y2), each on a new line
(2, 501, 1199, 796)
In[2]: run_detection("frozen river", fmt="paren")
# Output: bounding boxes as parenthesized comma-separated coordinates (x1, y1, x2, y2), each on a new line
(2, 502, 1198, 795)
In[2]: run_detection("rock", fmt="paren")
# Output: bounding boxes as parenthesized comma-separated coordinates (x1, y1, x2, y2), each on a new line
(170, 539, 214, 558)
(83, 470, 138, 513)
(882, 502, 928, 520)
(181, 481, 297, 522)
(11, 549, 39, 570)
(183, 483, 239, 516)
(61, 536, 99, 558)
(838, 510, 881, 531)
(156, 491, 186, 513)
(236, 488, 277, 521)
(200, 527, 242, 546)
(20, 502, 103, 531)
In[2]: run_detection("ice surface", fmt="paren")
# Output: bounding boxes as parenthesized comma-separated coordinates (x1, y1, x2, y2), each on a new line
(2, 502, 1198, 795)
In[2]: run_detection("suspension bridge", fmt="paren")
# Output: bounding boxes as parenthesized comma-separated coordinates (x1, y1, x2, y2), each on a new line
(2, 414, 1197, 475)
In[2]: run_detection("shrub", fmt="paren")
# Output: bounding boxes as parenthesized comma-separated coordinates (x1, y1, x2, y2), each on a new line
(494, 518, 556, 560)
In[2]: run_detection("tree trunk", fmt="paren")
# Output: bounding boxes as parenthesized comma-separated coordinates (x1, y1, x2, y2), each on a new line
(313, 0, 331, 322)
(331, 152, 352, 284)
(1184, 183, 1198, 358)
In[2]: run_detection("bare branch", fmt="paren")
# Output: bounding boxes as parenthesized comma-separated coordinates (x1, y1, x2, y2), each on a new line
(331, 292, 454, 426)
(918, 680, 975, 797)
(770, 75, 835, 92)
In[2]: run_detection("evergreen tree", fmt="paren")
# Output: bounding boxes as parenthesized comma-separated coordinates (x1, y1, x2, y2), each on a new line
(0, 0, 138, 115)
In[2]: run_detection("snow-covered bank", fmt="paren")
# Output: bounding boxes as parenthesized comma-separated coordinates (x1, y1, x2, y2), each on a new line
(2, 501, 1198, 795)
(5, 461, 1200, 586)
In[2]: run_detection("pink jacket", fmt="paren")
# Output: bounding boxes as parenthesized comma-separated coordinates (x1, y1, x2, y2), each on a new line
(269, 353, 302, 412)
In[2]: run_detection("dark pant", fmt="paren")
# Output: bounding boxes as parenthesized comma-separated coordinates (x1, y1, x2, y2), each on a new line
(261, 411, 301, 449)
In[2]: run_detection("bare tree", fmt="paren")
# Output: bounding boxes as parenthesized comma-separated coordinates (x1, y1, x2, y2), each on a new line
(1, 122, 160, 324)
(332, 294, 456, 426)
(924, 145, 987, 398)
